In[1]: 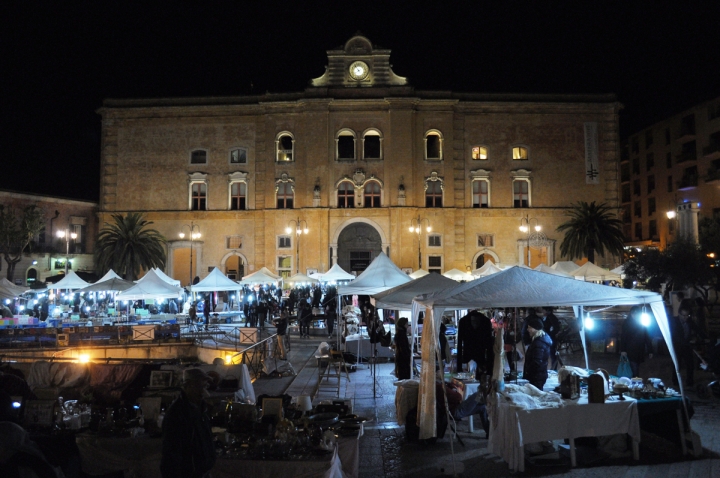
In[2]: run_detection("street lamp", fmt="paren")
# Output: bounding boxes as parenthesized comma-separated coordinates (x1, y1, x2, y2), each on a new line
(179, 222, 201, 286)
(408, 215, 431, 270)
(519, 216, 549, 266)
(286, 218, 308, 274)
(56, 229, 77, 274)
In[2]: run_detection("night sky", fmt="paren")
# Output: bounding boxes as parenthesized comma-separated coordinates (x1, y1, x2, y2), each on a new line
(2, 1, 719, 201)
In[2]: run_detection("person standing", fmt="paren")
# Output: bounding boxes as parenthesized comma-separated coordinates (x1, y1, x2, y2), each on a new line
(202, 296, 211, 330)
(540, 307, 561, 369)
(394, 317, 412, 379)
(188, 302, 197, 326)
(274, 308, 289, 360)
(325, 304, 336, 339)
(673, 306, 702, 387)
(161, 368, 216, 478)
(523, 317, 552, 390)
(620, 306, 653, 378)
(456, 310, 493, 378)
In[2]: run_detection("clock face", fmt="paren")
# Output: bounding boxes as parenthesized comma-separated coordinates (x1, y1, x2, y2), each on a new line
(349, 61, 369, 80)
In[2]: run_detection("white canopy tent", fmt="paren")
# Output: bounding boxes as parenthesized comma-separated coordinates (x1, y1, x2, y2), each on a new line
(412, 266, 684, 441)
(337, 252, 411, 297)
(77, 277, 135, 293)
(191, 267, 243, 292)
(315, 263, 355, 282)
(285, 272, 319, 285)
(0, 278, 30, 296)
(96, 269, 123, 282)
(409, 269, 429, 279)
(152, 268, 181, 287)
(471, 262, 503, 277)
(47, 270, 90, 290)
(442, 268, 475, 282)
(534, 263, 574, 278)
(116, 269, 183, 301)
(238, 268, 280, 285)
(571, 261, 622, 282)
(551, 260, 580, 274)
(371, 273, 458, 311)
(611, 264, 627, 278)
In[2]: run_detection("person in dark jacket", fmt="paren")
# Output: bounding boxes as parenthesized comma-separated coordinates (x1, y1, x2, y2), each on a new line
(161, 368, 216, 478)
(540, 307, 561, 369)
(523, 317, 552, 390)
(299, 301, 313, 338)
(456, 310, 494, 378)
(620, 306, 653, 377)
(202, 296, 211, 330)
(521, 308, 540, 347)
(325, 304, 336, 338)
(672, 306, 703, 387)
(394, 317, 412, 379)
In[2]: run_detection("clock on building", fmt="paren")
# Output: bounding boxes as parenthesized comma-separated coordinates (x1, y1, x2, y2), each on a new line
(349, 61, 369, 80)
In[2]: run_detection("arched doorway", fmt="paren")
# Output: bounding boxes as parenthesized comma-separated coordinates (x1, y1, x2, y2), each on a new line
(474, 249, 499, 269)
(336, 223, 383, 274)
(221, 252, 246, 280)
(26, 267, 38, 286)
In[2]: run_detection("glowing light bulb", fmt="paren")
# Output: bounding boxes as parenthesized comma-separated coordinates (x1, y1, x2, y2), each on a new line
(584, 317, 595, 330)
(78, 354, 90, 363)
(640, 312, 651, 327)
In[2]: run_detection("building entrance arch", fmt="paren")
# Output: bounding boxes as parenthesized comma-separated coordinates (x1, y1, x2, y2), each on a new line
(220, 252, 248, 280)
(331, 219, 387, 275)
(473, 249, 500, 269)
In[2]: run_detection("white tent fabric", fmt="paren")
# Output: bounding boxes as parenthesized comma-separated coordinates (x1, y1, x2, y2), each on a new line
(152, 268, 181, 287)
(412, 266, 683, 441)
(316, 263, 355, 282)
(611, 264, 626, 278)
(96, 269, 122, 283)
(0, 283, 25, 301)
(409, 269, 429, 279)
(551, 261, 580, 274)
(239, 268, 280, 285)
(338, 252, 411, 296)
(48, 270, 90, 290)
(285, 272, 319, 284)
(534, 263, 574, 278)
(77, 277, 135, 293)
(0, 278, 30, 296)
(116, 269, 183, 300)
(371, 273, 458, 311)
(191, 267, 242, 292)
(442, 268, 475, 282)
(471, 262, 503, 277)
(571, 262, 622, 282)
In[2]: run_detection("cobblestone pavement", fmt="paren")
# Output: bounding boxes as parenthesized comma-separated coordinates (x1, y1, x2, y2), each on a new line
(252, 337, 720, 477)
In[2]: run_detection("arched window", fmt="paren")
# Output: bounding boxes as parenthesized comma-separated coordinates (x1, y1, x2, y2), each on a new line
(230, 182, 247, 210)
(364, 181, 381, 207)
(276, 132, 294, 162)
(512, 146, 529, 160)
(424, 130, 443, 160)
(276, 182, 294, 209)
(472, 179, 489, 208)
(190, 149, 207, 164)
(336, 129, 356, 160)
(362, 129, 382, 160)
(472, 145, 488, 160)
(337, 181, 355, 208)
(425, 179, 443, 207)
(188, 172, 208, 211)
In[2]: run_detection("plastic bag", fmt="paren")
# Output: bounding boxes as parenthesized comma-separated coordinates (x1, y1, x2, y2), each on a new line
(616, 355, 632, 378)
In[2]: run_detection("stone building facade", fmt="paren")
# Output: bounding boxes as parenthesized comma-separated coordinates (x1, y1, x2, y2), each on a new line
(0, 190, 97, 285)
(97, 35, 622, 286)
(621, 94, 720, 249)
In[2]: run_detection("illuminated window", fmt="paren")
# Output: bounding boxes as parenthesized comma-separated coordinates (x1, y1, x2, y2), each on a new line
(336, 129, 356, 160)
(277, 256, 292, 279)
(425, 130, 443, 160)
(337, 181, 355, 208)
(512, 180, 529, 208)
(276, 132, 294, 162)
(364, 181, 381, 208)
(425, 180, 443, 207)
(230, 148, 247, 164)
(362, 129, 382, 159)
(472, 180, 489, 208)
(190, 150, 207, 164)
(512, 146, 528, 160)
(276, 182, 294, 209)
(472, 146, 488, 160)
(230, 182, 246, 210)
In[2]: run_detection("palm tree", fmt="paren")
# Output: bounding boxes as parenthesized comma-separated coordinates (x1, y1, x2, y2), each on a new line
(95, 213, 167, 280)
(556, 201, 625, 264)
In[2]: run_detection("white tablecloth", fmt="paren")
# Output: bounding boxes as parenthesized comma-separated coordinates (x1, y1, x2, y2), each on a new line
(488, 395, 640, 472)
(213, 448, 343, 478)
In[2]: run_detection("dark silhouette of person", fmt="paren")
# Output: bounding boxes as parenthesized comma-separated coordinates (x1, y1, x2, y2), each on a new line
(456, 310, 493, 377)
(523, 317, 552, 390)
(620, 306, 653, 377)
(394, 317, 412, 379)
(161, 369, 215, 478)
(202, 296, 211, 330)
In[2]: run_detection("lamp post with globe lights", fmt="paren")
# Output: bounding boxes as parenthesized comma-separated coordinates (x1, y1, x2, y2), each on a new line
(179, 222, 201, 287)
(409, 216, 432, 270)
(56, 228, 77, 274)
(286, 218, 309, 274)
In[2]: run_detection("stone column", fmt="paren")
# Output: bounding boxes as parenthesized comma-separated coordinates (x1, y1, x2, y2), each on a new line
(677, 202, 700, 244)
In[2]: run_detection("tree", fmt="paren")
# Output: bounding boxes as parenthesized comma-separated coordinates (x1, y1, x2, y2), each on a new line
(622, 247, 667, 292)
(0, 205, 46, 281)
(556, 201, 625, 264)
(95, 213, 167, 280)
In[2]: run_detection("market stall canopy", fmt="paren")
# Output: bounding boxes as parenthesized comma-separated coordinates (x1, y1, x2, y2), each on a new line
(239, 268, 280, 285)
(551, 260, 580, 274)
(152, 268, 181, 287)
(409, 269, 429, 279)
(77, 277, 135, 293)
(442, 268, 475, 281)
(0, 278, 30, 296)
(0, 284, 24, 301)
(116, 269, 183, 300)
(371, 272, 457, 310)
(316, 263, 355, 282)
(96, 269, 123, 282)
(534, 263, 574, 278)
(571, 262, 622, 282)
(47, 270, 90, 290)
(471, 262, 503, 277)
(338, 252, 411, 296)
(611, 264, 626, 278)
(285, 272, 319, 284)
(191, 267, 242, 292)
